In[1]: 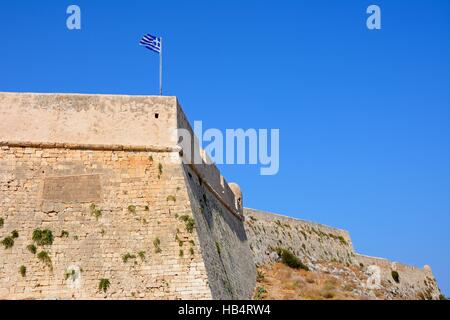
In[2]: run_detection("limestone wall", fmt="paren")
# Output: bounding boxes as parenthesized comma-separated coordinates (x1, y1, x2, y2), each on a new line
(356, 254, 441, 300)
(173, 102, 255, 299)
(0, 146, 211, 299)
(0, 93, 178, 148)
(244, 208, 442, 300)
(244, 208, 355, 267)
(0, 92, 253, 300)
(184, 165, 255, 299)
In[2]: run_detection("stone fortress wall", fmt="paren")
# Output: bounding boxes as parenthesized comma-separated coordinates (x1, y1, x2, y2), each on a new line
(244, 208, 354, 266)
(355, 254, 441, 300)
(0, 92, 442, 300)
(0, 92, 254, 300)
(244, 208, 442, 300)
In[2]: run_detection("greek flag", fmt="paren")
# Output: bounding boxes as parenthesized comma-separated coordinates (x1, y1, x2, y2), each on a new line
(140, 34, 162, 53)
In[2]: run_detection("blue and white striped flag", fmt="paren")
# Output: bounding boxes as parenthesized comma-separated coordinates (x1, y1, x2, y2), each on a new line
(140, 34, 162, 53)
(140, 33, 164, 95)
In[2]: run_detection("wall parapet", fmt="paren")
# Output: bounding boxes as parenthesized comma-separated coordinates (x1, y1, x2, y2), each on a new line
(187, 163, 244, 221)
(175, 100, 244, 220)
(355, 253, 432, 273)
(0, 92, 179, 148)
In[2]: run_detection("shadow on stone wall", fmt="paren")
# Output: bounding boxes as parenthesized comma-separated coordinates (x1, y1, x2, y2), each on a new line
(182, 164, 256, 300)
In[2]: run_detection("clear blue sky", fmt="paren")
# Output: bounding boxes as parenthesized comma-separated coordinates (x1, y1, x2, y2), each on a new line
(1, 0, 449, 296)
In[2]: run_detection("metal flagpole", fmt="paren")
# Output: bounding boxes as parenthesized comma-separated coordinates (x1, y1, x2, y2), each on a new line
(159, 37, 163, 96)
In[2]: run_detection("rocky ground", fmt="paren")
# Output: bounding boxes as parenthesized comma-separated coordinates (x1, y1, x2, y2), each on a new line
(254, 261, 441, 300)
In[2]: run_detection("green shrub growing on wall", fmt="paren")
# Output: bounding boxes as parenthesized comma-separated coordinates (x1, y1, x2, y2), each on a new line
(1, 236, 14, 249)
(32, 229, 54, 246)
(175, 233, 184, 247)
(276, 248, 309, 271)
(391, 270, 400, 283)
(27, 244, 37, 254)
(2, 229, 21, 249)
(90, 204, 102, 220)
(166, 195, 176, 202)
(122, 253, 136, 263)
(179, 215, 195, 233)
(337, 236, 348, 245)
(19, 265, 27, 277)
(0, 217, 4, 228)
(215, 242, 221, 256)
(37, 251, 52, 268)
(128, 205, 136, 214)
(65, 269, 76, 281)
(138, 251, 146, 261)
(99, 279, 111, 293)
(153, 237, 162, 253)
